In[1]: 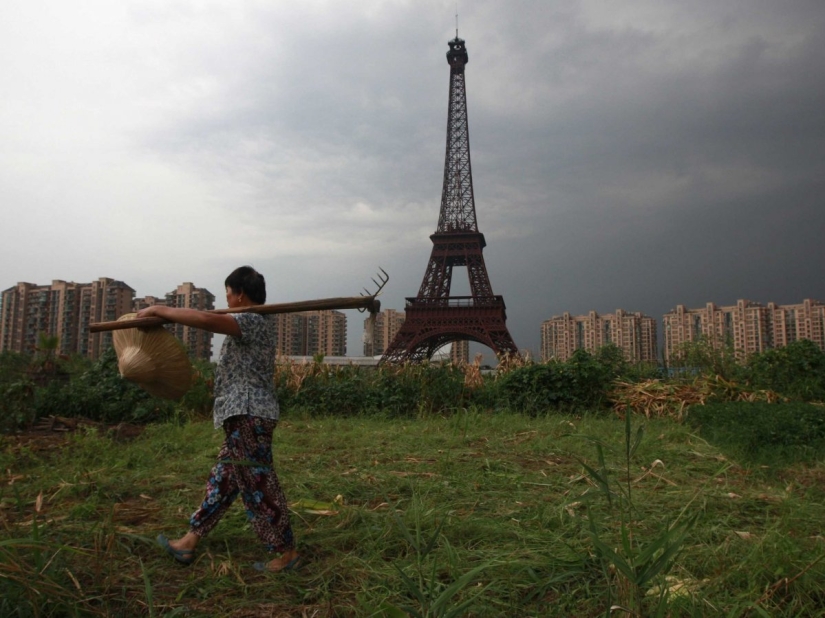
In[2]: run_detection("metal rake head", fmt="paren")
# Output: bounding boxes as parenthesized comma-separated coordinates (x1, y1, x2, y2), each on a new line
(358, 267, 389, 312)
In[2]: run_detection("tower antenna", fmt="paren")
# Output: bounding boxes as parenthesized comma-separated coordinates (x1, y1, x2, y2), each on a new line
(455, 6, 459, 38)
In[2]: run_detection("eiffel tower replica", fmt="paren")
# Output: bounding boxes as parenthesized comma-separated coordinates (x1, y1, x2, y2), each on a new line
(381, 35, 519, 363)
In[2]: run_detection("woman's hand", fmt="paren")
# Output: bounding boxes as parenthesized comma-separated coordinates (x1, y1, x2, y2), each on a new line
(136, 306, 163, 319)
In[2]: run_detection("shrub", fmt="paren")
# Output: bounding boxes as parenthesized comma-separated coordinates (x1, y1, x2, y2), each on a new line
(0, 380, 37, 432)
(744, 340, 825, 401)
(496, 350, 613, 414)
(284, 365, 381, 416)
(34, 347, 177, 425)
(0, 351, 31, 385)
(180, 358, 215, 417)
(668, 338, 743, 381)
(619, 361, 665, 382)
(592, 343, 664, 382)
(372, 365, 421, 415)
(391, 362, 466, 415)
(274, 361, 468, 417)
(594, 343, 629, 379)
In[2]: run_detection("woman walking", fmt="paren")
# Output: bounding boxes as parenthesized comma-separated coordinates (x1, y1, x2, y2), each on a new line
(140, 266, 298, 572)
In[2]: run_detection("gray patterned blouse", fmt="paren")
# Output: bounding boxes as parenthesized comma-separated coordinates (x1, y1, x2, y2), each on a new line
(212, 313, 279, 429)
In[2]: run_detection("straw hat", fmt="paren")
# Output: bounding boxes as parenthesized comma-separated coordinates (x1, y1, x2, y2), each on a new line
(112, 313, 194, 399)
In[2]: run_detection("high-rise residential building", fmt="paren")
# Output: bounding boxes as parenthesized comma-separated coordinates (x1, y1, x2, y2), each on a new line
(163, 283, 215, 361)
(132, 295, 166, 312)
(308, 310, 347, 357)
(541, 309, 659, 363)
(363, 309, 406, 356)
(49, 280, 84, 357)
(85, 278, 136, 359)
(274, 313, 306, 358)
(449, 339, 470, 364)
(1, 278, 217, 361)
(274, 310, 347, 357)
(766, 299, 825, 350)
(663, 299, 825, 362)
(1, 282, 52, 355)
(1, 278, 135, 359)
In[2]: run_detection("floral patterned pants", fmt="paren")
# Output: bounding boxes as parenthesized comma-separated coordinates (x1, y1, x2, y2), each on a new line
(189, 415, 294, 553)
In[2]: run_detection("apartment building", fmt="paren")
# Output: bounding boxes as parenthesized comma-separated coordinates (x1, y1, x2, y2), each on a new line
(162, 283, 215, 360)
(767, 299, 825, 349)
(449, 339, 470, 364)
(363, 309, 406, 356)
(86, 278, 136, 358)
(541, 309, 659, 363)
(1, 278, 135, 359)
(274, 310, 347, 357)
(132, 295, 166, 312)
(1, 282, 53, 355)
(663, 299, 825, 362)
(1, 278, 215, 360)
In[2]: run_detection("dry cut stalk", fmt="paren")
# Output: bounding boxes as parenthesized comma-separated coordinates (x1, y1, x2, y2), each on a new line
(609, 376, 785, 420)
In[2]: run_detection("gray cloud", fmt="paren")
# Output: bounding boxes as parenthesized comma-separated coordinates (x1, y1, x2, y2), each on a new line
(2, 0, 824, 360)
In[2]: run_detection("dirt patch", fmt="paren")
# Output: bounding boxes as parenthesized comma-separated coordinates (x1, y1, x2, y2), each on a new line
(515, 455, 574, 471)
(4, 416, 145, 450)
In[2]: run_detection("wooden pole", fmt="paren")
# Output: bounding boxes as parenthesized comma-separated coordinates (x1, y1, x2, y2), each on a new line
(89, 296, 382, 333)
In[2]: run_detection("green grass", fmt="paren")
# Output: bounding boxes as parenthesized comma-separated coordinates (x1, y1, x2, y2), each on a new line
(1, 409, 825, 617)
(686, 402, 825, 466)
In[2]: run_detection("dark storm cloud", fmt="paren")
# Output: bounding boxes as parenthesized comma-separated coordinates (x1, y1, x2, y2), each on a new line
(445, 1, 825, 356)
(163, 1, 825, 357)
(3, 1, 824, 360)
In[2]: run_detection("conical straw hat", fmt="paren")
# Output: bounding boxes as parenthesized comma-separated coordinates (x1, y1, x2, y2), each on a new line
(112, 313, 194, 400)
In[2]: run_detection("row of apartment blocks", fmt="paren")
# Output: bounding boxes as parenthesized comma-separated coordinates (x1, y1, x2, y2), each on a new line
(5, 277, 820, 366)
(276, 311, 347, 358)
(0, 278, 349, 360)
(541, 299, 825, 363)
(662, 299, 825, 361)
(541, 310, 659, 363)
(0, 278, 217, 360)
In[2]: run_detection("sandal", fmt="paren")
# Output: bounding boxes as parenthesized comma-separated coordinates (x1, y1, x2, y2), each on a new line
(253, 552, 302, 572)
(157, 534, 196, 566)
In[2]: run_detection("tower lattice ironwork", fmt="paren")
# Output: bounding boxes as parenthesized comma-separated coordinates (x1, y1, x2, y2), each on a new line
(381, 36, 519, 363)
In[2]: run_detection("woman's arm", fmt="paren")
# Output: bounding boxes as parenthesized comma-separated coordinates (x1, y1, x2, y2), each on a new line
(135, 306, 242, 337)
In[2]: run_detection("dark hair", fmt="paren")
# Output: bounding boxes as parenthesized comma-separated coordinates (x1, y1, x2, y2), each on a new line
(225, 266, 266, 304)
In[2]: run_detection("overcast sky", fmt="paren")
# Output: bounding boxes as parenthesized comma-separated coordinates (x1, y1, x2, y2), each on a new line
(2, 0, 824, 361)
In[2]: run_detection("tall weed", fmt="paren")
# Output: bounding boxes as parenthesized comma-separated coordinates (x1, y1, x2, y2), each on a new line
(567, 414, 700, 616)
(376, 498, 495, 617)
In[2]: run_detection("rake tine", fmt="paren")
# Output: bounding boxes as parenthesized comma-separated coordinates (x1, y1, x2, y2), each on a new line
(374, 267, 389, 295)
(358, 267, 390, 311)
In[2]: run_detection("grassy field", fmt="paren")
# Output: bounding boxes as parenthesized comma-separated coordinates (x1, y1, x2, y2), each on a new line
(2, 409, 824, 617)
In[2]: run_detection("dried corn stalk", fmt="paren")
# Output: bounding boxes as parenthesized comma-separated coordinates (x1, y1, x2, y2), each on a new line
(497, 351, 528, 375)
(459, 353, 485, 389)
(609, 377, 784, 421)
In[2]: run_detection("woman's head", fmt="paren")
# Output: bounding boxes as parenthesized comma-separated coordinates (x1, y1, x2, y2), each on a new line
(225, 266, 266, 306)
